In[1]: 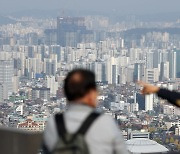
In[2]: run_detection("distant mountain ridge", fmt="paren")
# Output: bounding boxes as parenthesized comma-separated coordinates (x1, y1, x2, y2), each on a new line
(9, 9, 180, 22)
(123, 27, 180, 39)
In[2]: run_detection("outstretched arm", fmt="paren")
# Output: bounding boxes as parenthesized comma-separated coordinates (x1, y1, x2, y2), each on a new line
(138, 81, 180, 107)
(157, 88, 180, 107)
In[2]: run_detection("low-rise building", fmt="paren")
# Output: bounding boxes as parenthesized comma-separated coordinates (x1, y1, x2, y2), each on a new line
(17, 119, 41, 132)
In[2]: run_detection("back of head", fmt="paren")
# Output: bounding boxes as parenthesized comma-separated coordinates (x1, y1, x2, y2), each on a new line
(64, 69, 97, 102)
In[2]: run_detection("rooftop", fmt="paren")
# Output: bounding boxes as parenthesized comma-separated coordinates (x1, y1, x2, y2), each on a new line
(126, 138, 169, 153)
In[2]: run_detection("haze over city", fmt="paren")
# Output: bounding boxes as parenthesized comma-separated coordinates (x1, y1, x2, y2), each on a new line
(0, 0, 180, 19)
(0, 0, 180, 153)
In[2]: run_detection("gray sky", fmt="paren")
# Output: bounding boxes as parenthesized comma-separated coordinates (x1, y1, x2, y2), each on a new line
(0, 0, 180, 15)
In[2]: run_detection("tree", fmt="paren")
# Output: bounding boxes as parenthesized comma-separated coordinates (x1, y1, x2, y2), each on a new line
(165, 138, 169, 144)
(148, 127, 155, 133)
(177, 144, 180, 150)
(170, 137, 175, 143)
(155, 138, 161, 144)
(174, 139, 179, 145)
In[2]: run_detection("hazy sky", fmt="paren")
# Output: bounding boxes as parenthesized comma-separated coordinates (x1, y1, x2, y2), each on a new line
(0, 0, 180, 15)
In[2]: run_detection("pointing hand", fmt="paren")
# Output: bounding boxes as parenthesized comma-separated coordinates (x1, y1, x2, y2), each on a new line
(137, 81, 160, 95)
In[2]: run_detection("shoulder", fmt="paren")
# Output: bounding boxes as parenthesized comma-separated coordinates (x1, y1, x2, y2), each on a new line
(92, 113, 119, 132)
(86, 113, 122, 142)
(97, 113, 117, 125)
(46, 115, 56, 126)
(43, 115, 59, 151)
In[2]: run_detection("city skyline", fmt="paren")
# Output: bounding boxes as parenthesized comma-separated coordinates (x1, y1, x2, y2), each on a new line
(0, 1, 180, 152)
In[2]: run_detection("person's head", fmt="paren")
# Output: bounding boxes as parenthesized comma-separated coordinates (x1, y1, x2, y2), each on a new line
(64, 69, 98, 107)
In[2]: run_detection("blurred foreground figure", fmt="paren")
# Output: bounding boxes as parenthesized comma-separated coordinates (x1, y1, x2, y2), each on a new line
(42, 69, 128, 154)
(138, 81, 180, 107)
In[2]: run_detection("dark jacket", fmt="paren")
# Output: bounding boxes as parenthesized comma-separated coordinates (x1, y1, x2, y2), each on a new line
(157, 89, 180, 107)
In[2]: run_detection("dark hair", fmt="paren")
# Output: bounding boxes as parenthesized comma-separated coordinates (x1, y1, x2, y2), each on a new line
(64, 69, 97, 101)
